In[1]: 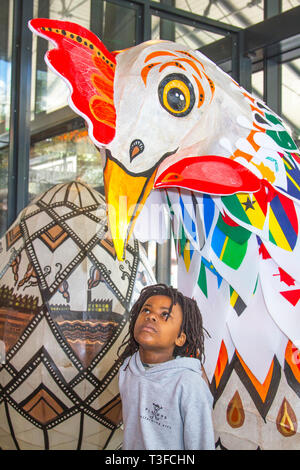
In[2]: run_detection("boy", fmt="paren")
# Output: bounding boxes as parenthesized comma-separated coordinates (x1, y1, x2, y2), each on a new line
(118, 283, 215, 450)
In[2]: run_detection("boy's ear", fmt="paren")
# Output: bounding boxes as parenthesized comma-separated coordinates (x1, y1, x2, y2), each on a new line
(175, 331, 186, 347)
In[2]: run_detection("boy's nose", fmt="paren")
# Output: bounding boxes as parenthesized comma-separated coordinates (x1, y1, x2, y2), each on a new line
(146, 312, 157, 322)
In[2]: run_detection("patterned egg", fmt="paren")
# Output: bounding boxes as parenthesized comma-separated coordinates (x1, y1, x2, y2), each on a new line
(0, 181, 155, 450)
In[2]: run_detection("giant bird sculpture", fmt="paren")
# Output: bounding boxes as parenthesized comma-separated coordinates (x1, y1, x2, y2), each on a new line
(29, 18, 300, 449)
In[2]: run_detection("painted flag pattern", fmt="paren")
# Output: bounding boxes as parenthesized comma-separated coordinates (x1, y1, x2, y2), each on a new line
(278, 152, 300, 201)
(165, 166, 300, 427)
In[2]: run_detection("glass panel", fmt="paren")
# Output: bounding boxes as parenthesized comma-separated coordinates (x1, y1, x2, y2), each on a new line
(282, 0, 300, 13)
(102, 2, 137, 51)
(282, 58, 300, 142)
(31, 0, 92, 118)
(0, 0, 12, 134)
(0, 0, 13, 236)
(31, 0, 137, 119)
(0, 146, 9, 237)
(170, 234, 178, 288)
(29, 0, 137, 201)
(29, 128, 103, 201)
(151, 0, 264, 27)
(151, 16, 225, 48)
(251, 69, 264, 100)
(147, 241, 158, 276)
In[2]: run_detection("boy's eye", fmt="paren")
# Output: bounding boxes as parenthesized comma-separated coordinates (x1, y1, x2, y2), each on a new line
(161, 311, 171, 321)
(140, 307, 171, 320)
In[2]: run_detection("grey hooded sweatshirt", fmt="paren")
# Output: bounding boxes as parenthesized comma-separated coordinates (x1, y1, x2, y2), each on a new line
(119, 351, 215, 450)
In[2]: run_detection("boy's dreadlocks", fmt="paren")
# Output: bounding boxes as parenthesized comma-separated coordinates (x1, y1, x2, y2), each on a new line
(117, 283, 208, 364)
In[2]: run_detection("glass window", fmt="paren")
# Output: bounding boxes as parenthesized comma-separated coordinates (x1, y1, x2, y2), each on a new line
(29, 0, 138, 202)
(151, 15, 226, 47)
(102, 2, 137, 51)
(251, 69, 264, 100)
(282, 58, 300, 142)
(282, 0, 300, 13)
(170, 234, 178, 288)
(151, 0, 264, 27)
(29, 127, 103, 201)
(31, 0, 137, 119)
(0, 0, 13, 236)
(31, 0, 92, 118)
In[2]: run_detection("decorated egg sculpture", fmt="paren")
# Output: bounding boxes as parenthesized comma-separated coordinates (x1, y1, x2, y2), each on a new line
(0, 181, 155, 450)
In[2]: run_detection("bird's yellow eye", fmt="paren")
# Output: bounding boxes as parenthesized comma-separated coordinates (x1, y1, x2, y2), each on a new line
(158, 73, 195, 117)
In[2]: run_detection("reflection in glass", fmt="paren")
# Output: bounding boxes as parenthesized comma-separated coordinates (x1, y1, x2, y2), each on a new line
(31, 0, 92, 118)
(29, 128, 103, 201)
(31, 0, 137, 119)
(170, 234, 178, 288)
(0, 147, 9, 237)
(151, 15, 225, 48)
(102, 2, 136, 51)
(0, 0, 12, 236)
(252, 70, 264, 100)
(151, 0, 264, 27)
(29, 0, 138, 206)
(0, 1, 12, 134)
(282, 0, 300, 13)
(282, 58, 300, 142)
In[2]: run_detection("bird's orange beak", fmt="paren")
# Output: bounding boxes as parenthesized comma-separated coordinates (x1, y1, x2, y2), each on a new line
(104, 157, 156, 260)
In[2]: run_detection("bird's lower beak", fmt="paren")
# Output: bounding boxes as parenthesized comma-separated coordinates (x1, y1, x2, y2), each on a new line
(103, 156, 156, 260)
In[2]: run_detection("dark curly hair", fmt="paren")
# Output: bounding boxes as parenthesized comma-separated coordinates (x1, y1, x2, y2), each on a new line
(117, 283, 208, 364)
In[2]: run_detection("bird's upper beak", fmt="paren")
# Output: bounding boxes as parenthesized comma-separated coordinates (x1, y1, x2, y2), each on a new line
(103, 154, 157, 260)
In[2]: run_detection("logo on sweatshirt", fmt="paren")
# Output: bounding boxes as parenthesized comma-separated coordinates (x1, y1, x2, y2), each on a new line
(140, 402, 171, 429)
(150, 403, 164, 421)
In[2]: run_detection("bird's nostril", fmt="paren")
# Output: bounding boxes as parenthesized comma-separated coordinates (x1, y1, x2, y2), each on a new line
(130, 139, 145, 161)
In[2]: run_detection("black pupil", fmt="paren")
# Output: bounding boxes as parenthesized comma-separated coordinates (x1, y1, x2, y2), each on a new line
(167, 88, 186, 111)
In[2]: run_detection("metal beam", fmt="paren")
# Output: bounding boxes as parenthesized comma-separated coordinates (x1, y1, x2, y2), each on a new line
(199, 6, 300, 65)
(90, 0, 104, 37)
(142, 1, 151, 41)
(149, 0, 239, 35)
(263, 0, 282, 115)
(8, 0, 33, 226)
(233, 30, 252, 92)
(159, 0, 175, 41)
(34, 0, 50, 116)
(125, 0, 240, 34)
(155, 239, 171, 285)
(245, 3, 296, 54)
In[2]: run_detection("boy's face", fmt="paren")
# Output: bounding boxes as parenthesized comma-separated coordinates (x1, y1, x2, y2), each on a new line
(134, 294, 186, 363)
